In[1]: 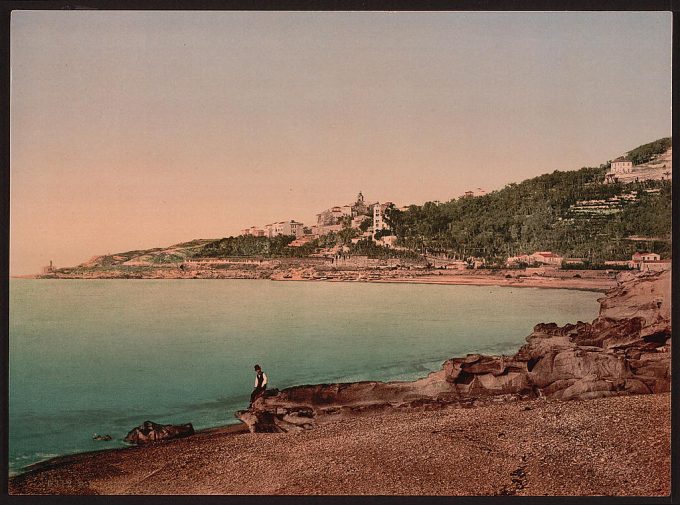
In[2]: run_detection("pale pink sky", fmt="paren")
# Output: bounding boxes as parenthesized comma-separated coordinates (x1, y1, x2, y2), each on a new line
(10, 11, 671, 275)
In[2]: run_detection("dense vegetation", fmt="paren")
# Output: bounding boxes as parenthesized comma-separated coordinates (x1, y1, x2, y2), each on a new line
(199, 235, 315, 258)
(383, 160, 671, 264)
(625, 137, 672, 165)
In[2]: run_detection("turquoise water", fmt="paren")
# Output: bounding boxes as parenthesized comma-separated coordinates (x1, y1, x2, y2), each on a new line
(9, 279, 599, 474)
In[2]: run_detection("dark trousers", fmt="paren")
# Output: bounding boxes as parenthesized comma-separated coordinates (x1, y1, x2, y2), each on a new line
(250, 386, 266, 404)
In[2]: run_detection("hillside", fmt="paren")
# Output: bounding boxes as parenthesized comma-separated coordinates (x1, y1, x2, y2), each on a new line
(51, 138, 671, 275)
(385, 138, 672, 262)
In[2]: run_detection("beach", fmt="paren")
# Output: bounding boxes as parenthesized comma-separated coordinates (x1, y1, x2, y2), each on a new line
(32, 264, 619, 292)
(9, 392, 670, 495)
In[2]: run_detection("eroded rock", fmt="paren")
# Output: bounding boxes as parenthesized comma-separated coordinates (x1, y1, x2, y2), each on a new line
(124, 421, 195, 445)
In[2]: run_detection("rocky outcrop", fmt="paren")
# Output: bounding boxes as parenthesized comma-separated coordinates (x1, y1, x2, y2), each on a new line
(124, 421, 195, 445)
(236, 270, 671, 431)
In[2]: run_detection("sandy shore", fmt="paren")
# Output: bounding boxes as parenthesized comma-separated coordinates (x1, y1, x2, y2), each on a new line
(26, 266, 619, 292)
(345, 274, 615, 291)
(9, 393, 670, 496)
(270, 269, 617, 291)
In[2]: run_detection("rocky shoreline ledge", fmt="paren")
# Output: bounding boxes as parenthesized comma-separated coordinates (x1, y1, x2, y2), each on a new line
(9, 270, 671, 495)
(236, 269, 670, 433)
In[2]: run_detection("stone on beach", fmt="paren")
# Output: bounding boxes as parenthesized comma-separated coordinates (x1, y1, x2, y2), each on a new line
(123, 421, 195, 445)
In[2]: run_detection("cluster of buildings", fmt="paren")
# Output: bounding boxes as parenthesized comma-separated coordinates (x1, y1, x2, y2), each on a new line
(605, 252, 671, 272)
(239, 192, 401, 247)
(506, 251, 566, 267)
(241, 220, 305, 239)
(506, 250, 670, 271)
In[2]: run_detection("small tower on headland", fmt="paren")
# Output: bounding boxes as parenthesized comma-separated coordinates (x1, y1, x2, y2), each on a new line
(42, 260, 54, 274)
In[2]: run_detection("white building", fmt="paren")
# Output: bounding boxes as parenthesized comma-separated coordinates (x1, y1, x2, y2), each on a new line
(265, 220, 304, 238)
(611, 157, 633, 174)
(632, 252, 661, 262)
(372, 202, 394, 239)
(241, 226, 265, 237)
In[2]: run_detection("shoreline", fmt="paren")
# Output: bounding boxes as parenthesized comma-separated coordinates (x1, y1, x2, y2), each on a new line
(9, 393, 671, 495)
(13, 422, 250, 478)
(13, 270, 617, 292)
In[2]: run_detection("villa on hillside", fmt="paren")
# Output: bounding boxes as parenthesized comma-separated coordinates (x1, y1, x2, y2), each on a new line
(611, 156, 633, 174)
(604, 147, 672, 184)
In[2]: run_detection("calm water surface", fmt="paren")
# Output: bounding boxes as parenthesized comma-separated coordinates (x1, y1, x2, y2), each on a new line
(9, 279, 600, 474)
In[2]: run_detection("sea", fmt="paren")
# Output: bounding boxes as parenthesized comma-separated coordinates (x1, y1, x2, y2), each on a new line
(8, 279, 600, 475)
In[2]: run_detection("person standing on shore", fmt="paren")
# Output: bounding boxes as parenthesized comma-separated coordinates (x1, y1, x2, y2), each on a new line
(249, 364, 267, 407)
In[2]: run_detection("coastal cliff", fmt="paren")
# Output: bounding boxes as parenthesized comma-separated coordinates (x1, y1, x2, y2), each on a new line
(237, 269, 670, 432)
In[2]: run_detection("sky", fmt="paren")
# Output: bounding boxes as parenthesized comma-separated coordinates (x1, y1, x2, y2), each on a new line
(10, 11, 672, 275)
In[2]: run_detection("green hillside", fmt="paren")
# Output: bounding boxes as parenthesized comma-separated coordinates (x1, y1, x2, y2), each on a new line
(384, 139, 672, 263)
(75, 138, 671, 270)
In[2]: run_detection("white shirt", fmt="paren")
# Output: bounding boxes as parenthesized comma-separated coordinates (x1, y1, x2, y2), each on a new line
(254, 372, 268, 387)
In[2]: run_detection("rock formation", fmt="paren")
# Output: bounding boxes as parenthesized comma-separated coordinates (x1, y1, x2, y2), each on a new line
(236, 270, 671, 432)
(123, 421, 195, 445)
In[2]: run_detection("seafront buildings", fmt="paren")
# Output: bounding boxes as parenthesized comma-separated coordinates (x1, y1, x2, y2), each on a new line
(506, 250, 670, 272)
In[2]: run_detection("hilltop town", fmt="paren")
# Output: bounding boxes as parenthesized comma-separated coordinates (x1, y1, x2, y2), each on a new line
(36, 138, 671, 288)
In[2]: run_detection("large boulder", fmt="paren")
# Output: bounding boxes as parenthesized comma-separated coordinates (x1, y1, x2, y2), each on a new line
(124, 421, 195, 445)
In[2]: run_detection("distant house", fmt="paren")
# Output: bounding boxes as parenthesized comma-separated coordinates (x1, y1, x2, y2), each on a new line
(265, 220, 304, 238)
(630, 252, 664, 271)
(611, 156, 633, 174)
(632, 252, 660, 262)
(241, 227, 265, 237)
(530, 251, 563, 266)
